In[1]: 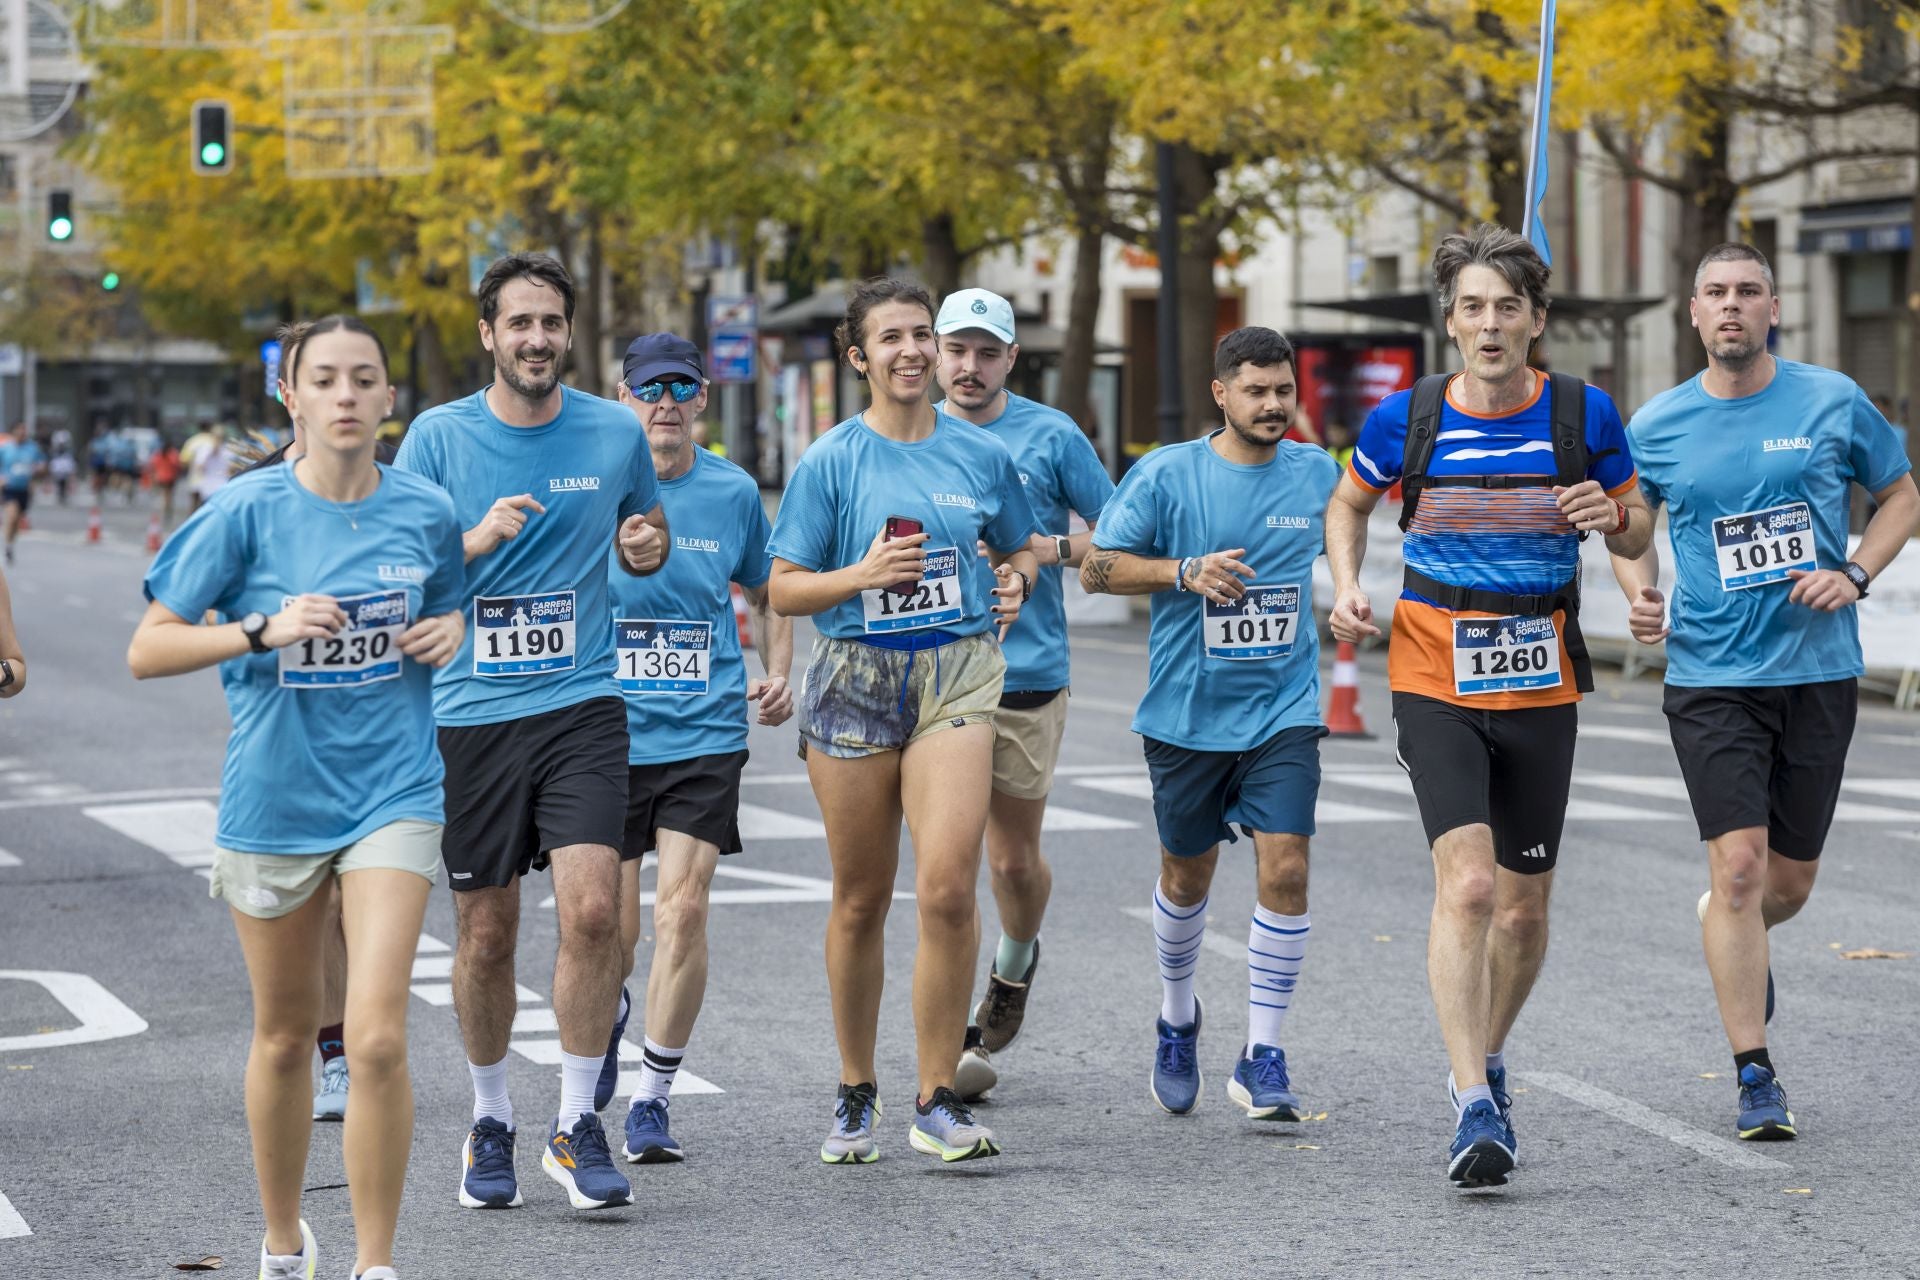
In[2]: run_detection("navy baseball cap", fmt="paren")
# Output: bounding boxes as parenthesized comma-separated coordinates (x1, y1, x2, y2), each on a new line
(622, 333, 705, 390)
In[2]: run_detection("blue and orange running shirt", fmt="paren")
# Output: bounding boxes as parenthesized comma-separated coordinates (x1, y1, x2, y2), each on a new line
(1349, 371, 1637, 709)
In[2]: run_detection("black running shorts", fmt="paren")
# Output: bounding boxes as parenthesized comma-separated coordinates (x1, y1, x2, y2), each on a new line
(623, 750, 749, 858)
(1391, 692, 1577, 873)
(1662, 679, 1856, 860)
(437, 696, 630, 891)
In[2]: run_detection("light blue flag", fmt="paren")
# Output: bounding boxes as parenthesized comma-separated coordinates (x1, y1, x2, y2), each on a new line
(1520, 0, 1558, 266)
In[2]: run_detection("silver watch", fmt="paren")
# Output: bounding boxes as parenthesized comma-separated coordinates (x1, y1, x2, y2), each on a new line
(1053, 534, 1072, 563)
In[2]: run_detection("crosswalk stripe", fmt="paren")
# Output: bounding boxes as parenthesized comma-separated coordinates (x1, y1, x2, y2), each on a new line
(82, 799, 219, 866)
(411, 955, 454, 980)
(511, 1008, 559, 1035)
(410, 982, 542, 1006)
(540, 864, 912, 910)
(0, 1192, 30, 1239)
(1842, 778, 1920, 801)
(1565, 798, 1674, 821)
(1831, 799, 1920, 822)
(1316, 800, 1413, 823)
(0, 848, 19, 867)
(1069, 775, 1152, 800)
(615, 1069, 724, 1097)
(1577, 773, 1693, 802)
(1578, 725, 1675, 746)
(1040, 805, 1137, 831)
(738, 802, 825, 840)
(512, 1038, 643, 1066)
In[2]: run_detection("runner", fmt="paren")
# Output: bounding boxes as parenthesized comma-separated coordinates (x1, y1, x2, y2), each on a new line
(930, 289, 1114, 1100)
(0, 554, 24, 700)
(127, 315, 466, 1280)
(766, 276, 1039, 1164)
(1080, 326, 1337, 1123)
(1324, 223, 1652, 1188)
(1, 423, 45, 565)
(604, 333, 795, 1163)
(1612, 242, 1919, 1140)
(394, 252, 667, 1213)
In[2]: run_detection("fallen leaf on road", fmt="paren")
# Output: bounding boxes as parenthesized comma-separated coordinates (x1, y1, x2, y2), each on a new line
(1783, 1189, 1812, 1196)
(1372, 935, 1392, 942)
(5, 1064, 31, 1071)
(1303, 1111, 1329, 1122)
(1698, 1072, 1720, 1080)
(1829, 942, 1842, 950)
(1839, 949, 1911, 960)
(1293, 1144, 1321, 1151)
(172, 1258, 223, 1271)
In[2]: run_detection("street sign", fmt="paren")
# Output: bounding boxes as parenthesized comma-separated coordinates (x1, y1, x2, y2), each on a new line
(261, 338, 282, 400)
(710, 331, 756, 384)
(0, 344, 22, 377)
(707, 294, 758, 332)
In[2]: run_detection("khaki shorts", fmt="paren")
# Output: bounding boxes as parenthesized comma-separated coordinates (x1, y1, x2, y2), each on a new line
(210, 819, 443, 919)
(991, 691, 1070, 800)
(799, 632, 1005, 759)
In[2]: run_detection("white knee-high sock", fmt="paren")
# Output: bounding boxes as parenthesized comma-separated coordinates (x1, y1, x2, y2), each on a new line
(1247, 905, 1309, 1053)
(556, 1051, 600, 1132)
(1153, 883, 1207, 1026)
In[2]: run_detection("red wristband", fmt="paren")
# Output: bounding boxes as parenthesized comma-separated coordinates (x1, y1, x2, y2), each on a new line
(1609, 500, 1628, 536)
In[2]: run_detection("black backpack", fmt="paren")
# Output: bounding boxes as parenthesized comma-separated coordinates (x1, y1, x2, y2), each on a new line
(1396, 371, 1610, 693)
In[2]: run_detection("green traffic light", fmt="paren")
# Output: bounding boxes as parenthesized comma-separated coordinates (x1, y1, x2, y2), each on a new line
(48, 216, 73, 241)
(200, 141, 225, 167)
(102, 272, 120, 291)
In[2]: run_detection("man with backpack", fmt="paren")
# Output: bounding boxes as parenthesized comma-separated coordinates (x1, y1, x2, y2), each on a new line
(1324, 224, 1653, 1189)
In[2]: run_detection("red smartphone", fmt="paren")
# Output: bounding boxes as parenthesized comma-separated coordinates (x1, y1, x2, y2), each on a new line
(883, 516, 924, 596)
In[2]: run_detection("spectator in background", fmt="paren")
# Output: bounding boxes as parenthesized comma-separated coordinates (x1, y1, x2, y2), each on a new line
(0, 555, 24, 699)
(149, 438, 183, 525)
(1, 423, 45, 566)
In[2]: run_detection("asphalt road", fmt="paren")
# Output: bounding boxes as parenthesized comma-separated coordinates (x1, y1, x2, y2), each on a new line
(2, 498, 1917, 1279)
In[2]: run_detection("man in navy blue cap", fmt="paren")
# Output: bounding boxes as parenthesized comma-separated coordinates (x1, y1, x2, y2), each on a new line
(598, 333, 795, 1164)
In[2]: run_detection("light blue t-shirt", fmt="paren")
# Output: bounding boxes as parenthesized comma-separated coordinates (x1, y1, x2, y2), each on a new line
(606, 448, 772, 765)
(142, 464, 465, 854)
(1, 439, 43, 490)
(766, 411, 1039, 641)
(1093, 434, 1340, 752)
(394, 386, 661, 726)
(938, 393, 1114, 691)
(1630, 359, 1913, 687)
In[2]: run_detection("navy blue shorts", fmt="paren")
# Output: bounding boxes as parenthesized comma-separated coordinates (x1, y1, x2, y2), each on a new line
(1142, 725, 1325, 858)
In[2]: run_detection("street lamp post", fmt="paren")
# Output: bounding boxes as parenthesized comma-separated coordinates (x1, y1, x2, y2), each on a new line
(1155, 141, 1183, 448)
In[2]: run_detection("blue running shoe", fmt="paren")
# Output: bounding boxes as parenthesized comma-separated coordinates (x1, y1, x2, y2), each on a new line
(542, 1114, 633, 1209)
(622, 1097, 684, 1164)
(909, 1087, 1001, 1162)
(458, 1118, 522, 1209)
(594, 986, 631, 1112)
(1448, 1068, 1517, 1159)
(1150, 996, 1204, 1115)
(1736, 1064, 1796, 1140)
(820, 1081, 881, 1164)
(1229, 1044, 1301, 1120)
(1447, 1100, 1516, 1188)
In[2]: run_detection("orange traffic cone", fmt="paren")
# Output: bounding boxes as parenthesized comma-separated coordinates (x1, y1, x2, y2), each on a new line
(145, 511, 163, 553)
(730, 584, 753, 649)
(1325, 639, 1373, 738)
(85, 506, 102, 543)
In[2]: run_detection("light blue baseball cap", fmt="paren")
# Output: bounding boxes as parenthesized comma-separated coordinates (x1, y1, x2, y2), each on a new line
(934, 287, 1017, 344)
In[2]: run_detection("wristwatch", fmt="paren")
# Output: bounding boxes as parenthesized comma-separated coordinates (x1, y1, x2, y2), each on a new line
(241, 611, 271, 654)
(1010, 568, 1033, 602)
(0, 658, 13, 690)
(1842, 561, 1871, 600)
(1053, 534, 1072, 564)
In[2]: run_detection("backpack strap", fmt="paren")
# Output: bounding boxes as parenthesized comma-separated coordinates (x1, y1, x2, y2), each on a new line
(1396, 374, 1452, 533)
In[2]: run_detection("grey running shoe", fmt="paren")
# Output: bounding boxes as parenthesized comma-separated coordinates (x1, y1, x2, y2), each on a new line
(821, 1081, 881, 1165)
(954, 1024, 998, 1102)
(312, 1057, 349, 1122)
(972, 940, 1040, 1053)
(909, 1086, 1001, 1162)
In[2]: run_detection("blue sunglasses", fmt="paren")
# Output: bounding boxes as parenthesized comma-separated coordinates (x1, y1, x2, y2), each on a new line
(632, 378, 701, 404)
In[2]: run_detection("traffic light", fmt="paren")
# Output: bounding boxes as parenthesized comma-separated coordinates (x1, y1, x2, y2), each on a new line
(192, 99, 232, 175)
(101, 272, 120, 291)
(47, 190, 73, 241)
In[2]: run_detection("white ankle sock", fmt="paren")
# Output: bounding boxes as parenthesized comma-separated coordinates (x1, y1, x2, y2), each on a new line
(1247, 905, 1309, 1053)
(1153, 883, 1207, 1026)
(468, 1056, 512, 1128)
(556, 1050, 600, 1132)
(632, 1037, 684, 1105)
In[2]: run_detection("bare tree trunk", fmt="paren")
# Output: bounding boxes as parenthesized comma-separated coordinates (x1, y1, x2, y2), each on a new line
(1670, 119, 1735, 381)
(1058, 223, 1104, 433)
(921, 214, 963, 300)
(1174, 144, 1225, 436)
(573, 217, 606, 396)
(415, 317, 455, 410)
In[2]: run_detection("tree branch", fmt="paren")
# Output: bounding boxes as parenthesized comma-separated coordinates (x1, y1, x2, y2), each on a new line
(1737, 143, 1920, 191)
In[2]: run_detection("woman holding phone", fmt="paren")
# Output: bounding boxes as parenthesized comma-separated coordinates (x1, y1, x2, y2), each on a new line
(768, 276, 1040, 1165)
(129, 316, 465, 1280)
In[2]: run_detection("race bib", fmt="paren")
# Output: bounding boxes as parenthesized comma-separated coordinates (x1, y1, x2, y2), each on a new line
(278, 590, 409, 688)
(861, 546, 963, 633)
(1713, 502, 1815, 591)
(473, 590, 576, 677)
(1452, 615, 1562, 696)
(615, 618, 710, 694)
(1204, 583, 1300, 660)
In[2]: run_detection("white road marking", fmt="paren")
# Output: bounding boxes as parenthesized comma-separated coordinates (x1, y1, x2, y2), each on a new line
(511, 1038, 644, 1066)
(0, 786, 220, 813)
(1052, 762, 1148, 777)
(1316, 800, 1413, 823)
(0, 970, 149, 1051)
(1860, 732, 1920, 748)
(1842, 778, 1917, 800)
(0, 1193, 29, 1239)
(1564, 798, 1680, 821)
(737, 802, 825, 840)
(0, 848, 19, 867)
(410, 982, 543, 1006)
(511, 1008, 559, 1035)
(1518, 1070, 1790, 1171)
(1323, 770, 1414, 796)
(1070, 775, 1152, 800)
(1578, 773, 1693, 803)
(411, 955, 454, 980)
(416, 933, 450, 953)
(81, 800, 219, 866)
(1069, 695, 1140, 716)
(540, 864, 911, 910)
(614, 1068, 724, 1097)
(1041, 805, 1137, 831)
(1578, 724, 1675, 746)
(1830, 799, 1920, 823)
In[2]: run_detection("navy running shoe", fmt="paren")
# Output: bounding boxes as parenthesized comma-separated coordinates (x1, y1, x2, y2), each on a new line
(542, 1114, 633, 1209)
(458, 1118, 522, 1209)
(1448, 1068, 1517, 1158)
(1447, 1099, 1516, 1188)
(1228, 1044, 1301, 1120)
(595, 986, 631, 1112)
(622, 1097, 684, 1164)
(1735, 1063, 1796, 1140)
(1150, 996, 1203, 1115)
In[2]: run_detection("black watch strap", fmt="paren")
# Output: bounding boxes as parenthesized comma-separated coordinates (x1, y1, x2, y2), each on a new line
(242, 612, 271, 654)
(1843, 561, 1871, 599)
(0, 658, 13, 690)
